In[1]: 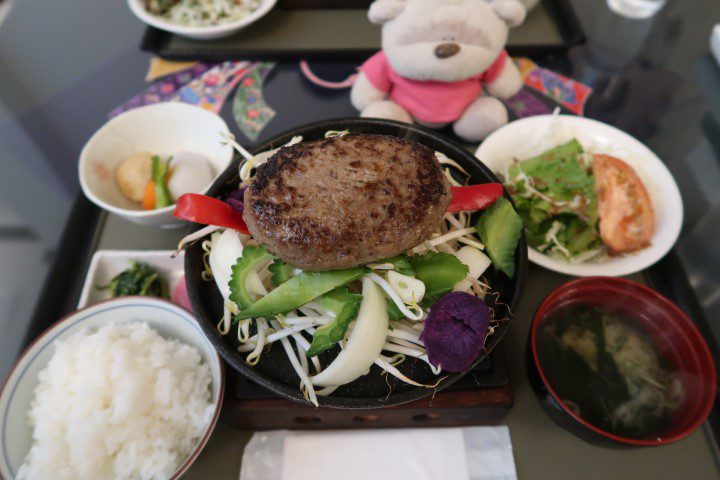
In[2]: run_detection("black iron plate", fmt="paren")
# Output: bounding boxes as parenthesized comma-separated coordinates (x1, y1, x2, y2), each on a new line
(185, 117, 527, 408)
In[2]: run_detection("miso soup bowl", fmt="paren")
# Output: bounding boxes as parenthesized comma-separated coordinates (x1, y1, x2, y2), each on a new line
(528, 277, 716, 447)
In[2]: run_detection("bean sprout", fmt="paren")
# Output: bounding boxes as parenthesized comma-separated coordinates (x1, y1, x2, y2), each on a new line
(270, 320, 318, 406)
(221, 131, 254, 160)
(436, 151, 470, 176)
(457, 236, 485, 250)
(175, 224, 224, 255)
(387, 328, 423, 344)
(291, 332, 322, 374)
(366, 273, 424, 321)
(238, 318, 251, 342)
(375, 355, 435, 387)
(246, 319, 268, 366)
(217, 303, 233, 335)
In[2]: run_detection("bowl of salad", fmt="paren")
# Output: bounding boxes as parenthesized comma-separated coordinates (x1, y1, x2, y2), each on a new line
(128, 0, 277, 40)
(177, 118, 527, 408)
(475, 115, 683, 277)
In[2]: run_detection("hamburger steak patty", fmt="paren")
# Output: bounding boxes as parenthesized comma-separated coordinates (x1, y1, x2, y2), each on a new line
(243, 134, 452, 270)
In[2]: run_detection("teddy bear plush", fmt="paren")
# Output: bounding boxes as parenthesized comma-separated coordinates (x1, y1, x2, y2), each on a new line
(351, 0, 527, 142)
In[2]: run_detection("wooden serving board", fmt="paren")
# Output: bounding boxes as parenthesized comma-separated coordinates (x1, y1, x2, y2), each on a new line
(221, 347, 513, 430)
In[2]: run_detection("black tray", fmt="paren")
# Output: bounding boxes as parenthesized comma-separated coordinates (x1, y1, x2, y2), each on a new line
(141, 0, 585, 61)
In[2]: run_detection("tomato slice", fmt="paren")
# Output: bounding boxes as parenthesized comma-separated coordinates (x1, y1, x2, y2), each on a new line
(447, 184, 503, 213)
(173, 193, 250, 235)
(592, 154, 655, 254)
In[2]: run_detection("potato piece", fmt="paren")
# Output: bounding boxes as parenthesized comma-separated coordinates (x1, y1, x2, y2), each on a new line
(115, 152, 153, 203)
(593, 154, 655, 255)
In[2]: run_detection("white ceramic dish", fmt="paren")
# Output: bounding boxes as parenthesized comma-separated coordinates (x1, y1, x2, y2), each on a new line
(475, 115, 683, 277)
(127, 0, 277, 40)
(0, 297, 224, 480)
(78, 250, 185, 308)
(79, 103, 233, 228)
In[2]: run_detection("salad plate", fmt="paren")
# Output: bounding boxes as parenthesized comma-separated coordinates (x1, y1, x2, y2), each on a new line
(184, 118, 527, 408)
(475, 115, 683, 277)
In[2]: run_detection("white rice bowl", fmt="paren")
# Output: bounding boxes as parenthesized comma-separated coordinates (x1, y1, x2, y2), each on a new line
(16, 322, 214, 480)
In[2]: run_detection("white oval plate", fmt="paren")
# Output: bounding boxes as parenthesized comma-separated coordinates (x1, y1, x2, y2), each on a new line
(475, 115, 683, 277)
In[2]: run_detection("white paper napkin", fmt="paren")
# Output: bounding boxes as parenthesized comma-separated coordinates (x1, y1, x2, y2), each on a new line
(282, 428, 469, 480)
(240, 427, 517, 480)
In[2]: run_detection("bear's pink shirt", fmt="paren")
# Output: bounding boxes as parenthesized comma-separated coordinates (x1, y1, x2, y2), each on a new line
(360, 50, 508, 124)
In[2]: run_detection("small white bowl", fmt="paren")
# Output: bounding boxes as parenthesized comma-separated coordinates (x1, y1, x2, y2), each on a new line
(475, 115, 683, 277)
(0, 297, 224, 480)
(127, 0, 277, 40)
(79, 103, 233, 228)
(77, 250, 185, 309)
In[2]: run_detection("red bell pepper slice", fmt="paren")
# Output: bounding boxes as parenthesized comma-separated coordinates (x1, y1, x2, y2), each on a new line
(174, 193, 250, 235)
(447, 184, 503, 213)
(175, 183, 502, 235)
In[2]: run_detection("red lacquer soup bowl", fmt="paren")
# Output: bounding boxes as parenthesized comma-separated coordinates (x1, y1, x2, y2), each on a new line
(528, 277, 716, 447)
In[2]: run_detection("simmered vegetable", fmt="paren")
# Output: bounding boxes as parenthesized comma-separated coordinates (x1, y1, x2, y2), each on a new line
(151, 155, 173, 209)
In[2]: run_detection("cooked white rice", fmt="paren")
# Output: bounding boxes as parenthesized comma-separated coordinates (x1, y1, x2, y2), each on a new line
(17, 322, 214, 480)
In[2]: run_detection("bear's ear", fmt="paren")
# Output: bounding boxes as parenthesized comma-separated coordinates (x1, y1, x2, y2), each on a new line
(368, 0, 406, 24)
(491, 0, 526, 27)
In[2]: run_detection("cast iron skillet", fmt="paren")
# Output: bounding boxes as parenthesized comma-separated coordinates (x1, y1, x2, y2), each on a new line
(185, 118, 527, 408)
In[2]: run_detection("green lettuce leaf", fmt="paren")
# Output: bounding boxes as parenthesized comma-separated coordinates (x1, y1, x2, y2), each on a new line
(505, 140, 600, 257)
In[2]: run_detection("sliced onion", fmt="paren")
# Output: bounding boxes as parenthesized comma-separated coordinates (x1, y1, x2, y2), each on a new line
(453, 245, 491, 292)
(311, 277, 389, 387)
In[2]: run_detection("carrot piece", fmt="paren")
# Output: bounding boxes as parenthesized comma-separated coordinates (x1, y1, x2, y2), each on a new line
(143, 181, 156, 210)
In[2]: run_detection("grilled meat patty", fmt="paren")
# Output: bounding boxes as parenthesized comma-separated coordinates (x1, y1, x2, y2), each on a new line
(243, 134, 452, 270)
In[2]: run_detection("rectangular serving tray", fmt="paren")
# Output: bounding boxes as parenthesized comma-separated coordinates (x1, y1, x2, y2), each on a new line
(141, 0, 585, 61)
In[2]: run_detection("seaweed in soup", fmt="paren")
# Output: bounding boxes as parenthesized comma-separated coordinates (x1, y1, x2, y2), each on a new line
(538, 306, 681, 439)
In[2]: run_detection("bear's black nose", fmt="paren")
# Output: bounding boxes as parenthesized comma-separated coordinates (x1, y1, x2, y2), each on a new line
(435, 42, 460, 59)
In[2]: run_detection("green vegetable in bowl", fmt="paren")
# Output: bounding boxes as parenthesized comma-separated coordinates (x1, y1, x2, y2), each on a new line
(97, 261, 167, 298)
(151, 155, 173, 209)
(475, 198, 523, 278)
(234, 266, 367, 321)
(306, 287, 363, 357)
